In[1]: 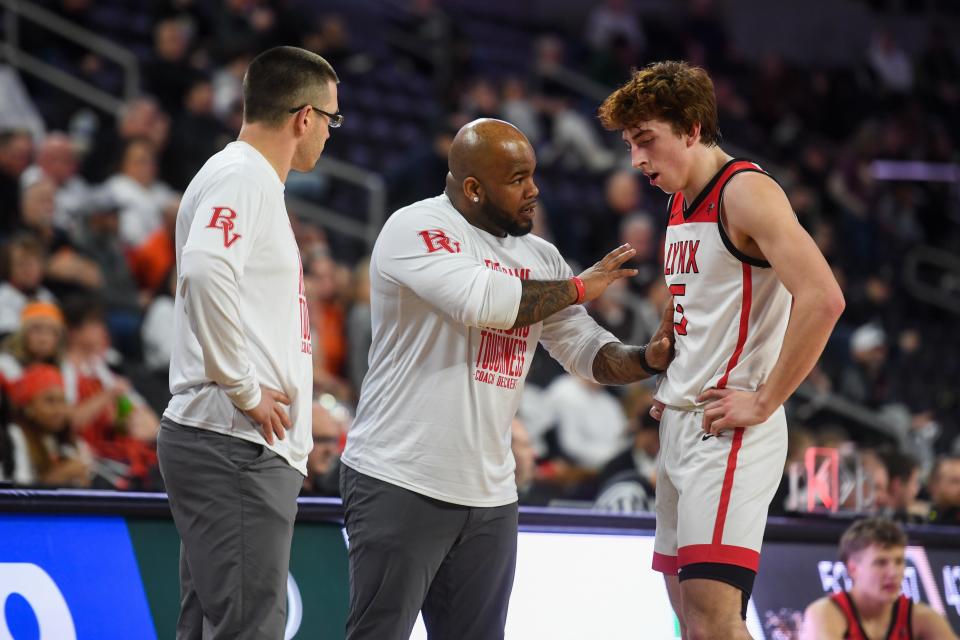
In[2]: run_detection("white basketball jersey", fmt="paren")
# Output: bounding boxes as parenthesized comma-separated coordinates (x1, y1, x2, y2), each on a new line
(654, 159, 792, 408)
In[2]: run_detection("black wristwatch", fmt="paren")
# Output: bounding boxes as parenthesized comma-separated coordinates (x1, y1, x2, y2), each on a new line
(638, 344, 665, 376)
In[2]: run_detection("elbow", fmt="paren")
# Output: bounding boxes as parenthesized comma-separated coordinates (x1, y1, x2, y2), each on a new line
(824, 285, 845, 321)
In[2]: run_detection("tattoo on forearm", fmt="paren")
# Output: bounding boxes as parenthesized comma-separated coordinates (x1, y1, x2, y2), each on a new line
(592, 342, 649, 385)
(512, 280, 576, 328)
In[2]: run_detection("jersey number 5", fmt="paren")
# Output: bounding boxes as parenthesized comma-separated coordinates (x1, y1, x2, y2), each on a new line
(669, 284, 688, 335)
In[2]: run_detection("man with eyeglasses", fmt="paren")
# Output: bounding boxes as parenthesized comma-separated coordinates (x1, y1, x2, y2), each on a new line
(157, 46, 340, 639)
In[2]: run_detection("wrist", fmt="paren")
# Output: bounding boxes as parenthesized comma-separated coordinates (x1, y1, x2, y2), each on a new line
(570, 276, 585, 305)
(755, 388, 778, 418)
(638, 344, 665, 376)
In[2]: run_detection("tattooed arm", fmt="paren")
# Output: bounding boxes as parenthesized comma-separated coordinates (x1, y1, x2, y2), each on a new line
(592, 297, 676, 385)
(511, 280, 577, 328)
(511, 244, 639, 329)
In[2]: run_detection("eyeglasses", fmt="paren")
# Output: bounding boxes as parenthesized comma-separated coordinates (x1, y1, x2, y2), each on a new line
(289, 104, 343, 128)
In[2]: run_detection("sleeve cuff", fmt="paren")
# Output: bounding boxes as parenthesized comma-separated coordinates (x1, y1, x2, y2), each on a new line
(230, 383, 261, 412)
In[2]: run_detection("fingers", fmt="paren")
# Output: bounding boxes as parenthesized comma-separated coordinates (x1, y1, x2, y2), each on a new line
(649, 400, 665, 421)
(263, 387, 292, 405)
(260, 421, 275, 445)
(696, 388, 731, 404)
(609, 268, 639, 281)
(602, 244, 636, 268)
(274, 404, 292, 430)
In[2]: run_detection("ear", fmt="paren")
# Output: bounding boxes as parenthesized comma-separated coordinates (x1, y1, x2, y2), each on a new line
(291, 107, 309, 138)
(463, 176, 481, 203)
(686, 122, 702, 147)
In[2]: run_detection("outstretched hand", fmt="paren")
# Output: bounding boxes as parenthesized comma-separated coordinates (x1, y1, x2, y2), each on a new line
(577, 244, 639, 303)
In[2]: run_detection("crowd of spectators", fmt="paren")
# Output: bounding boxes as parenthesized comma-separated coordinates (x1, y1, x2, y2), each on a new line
(0, 0, 958, 524)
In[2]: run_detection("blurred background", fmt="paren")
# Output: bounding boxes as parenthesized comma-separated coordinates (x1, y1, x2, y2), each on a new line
(1, 0, 959, 529)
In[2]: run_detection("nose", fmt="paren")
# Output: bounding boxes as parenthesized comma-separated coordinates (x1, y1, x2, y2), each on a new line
(527, 179, 539, 200)
(631, 147, 647, 170)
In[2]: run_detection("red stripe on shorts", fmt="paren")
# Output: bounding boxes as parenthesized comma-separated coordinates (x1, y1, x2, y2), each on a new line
(712, 427, 745, 545)
(677, 544, 760, 571)
(716, 263, 752, 389)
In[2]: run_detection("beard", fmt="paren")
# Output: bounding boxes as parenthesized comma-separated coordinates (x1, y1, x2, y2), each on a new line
(480, 199, 533, 237)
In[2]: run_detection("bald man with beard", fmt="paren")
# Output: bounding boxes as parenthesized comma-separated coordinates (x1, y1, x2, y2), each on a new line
(340, 118, 676, 640)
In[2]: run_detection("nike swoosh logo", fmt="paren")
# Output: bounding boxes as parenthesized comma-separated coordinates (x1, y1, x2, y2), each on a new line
(701, 433, 717, 441)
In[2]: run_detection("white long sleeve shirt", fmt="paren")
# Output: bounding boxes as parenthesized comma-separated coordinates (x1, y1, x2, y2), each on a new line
(164, 141, 313, 474)
(342, 194, 619, 506)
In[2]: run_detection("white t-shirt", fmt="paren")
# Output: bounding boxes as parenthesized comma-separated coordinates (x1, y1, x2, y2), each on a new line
(546, 374, 628, 470)
(164, 141, 313, 475)
(342, 194, 618, 507)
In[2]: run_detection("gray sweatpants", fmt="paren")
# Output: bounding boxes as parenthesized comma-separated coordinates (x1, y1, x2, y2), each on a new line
(157, 418, 303, 640)
(340, 464, 518, 640)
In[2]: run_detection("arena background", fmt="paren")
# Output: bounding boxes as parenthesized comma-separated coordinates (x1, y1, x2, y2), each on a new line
(0, 0, 958, 638)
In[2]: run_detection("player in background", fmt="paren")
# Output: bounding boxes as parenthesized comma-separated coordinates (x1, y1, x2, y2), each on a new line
(599, 61, 846, 639)
(801, 517, 957, 639)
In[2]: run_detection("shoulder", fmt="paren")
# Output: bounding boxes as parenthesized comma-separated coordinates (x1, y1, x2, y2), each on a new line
(381, 195, 465, 239)
(803, 596, 847, 632)
(722, 167, 788, 211)
(912, 601, 957, 639)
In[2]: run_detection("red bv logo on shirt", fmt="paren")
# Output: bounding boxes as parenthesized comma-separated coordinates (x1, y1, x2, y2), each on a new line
(418, 229, 461, 254)
(207, 206, 242, 248)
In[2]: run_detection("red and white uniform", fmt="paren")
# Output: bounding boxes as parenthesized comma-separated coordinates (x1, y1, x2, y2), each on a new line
(830, 591, 913, 640)
(165, 141, 313, 474)
(652, 159, 790, 575)
(342, 194, 618, 507)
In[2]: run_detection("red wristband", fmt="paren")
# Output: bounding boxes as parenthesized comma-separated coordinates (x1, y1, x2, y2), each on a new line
(571, 276, 586, 304)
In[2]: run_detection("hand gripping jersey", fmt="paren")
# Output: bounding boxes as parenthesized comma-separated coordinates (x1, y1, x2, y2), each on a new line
(655, 159, 792, 409)
(830, 591, 913, 640)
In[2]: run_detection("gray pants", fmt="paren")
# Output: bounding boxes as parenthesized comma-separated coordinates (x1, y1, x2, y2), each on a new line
(157, 418, 303, 640)
(340, 464, 518, 640)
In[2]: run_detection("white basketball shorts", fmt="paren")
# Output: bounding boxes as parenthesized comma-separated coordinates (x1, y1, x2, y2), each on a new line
(652, 404, 787, 575)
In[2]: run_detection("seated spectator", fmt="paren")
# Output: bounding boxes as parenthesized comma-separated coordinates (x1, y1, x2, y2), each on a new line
(73, 188, 143, 355)
(801, 518, 955, 639)
(20, 132, 92, 234)
(0, 234, 57, 336)
(2, 364, 91, 487)
(302, 398, 350, 496)
(876, 447, 926, 523)
(0, 302, 65, 390)
(305, 252, 347, 378)
(62, 300, 159, 489)
(82, 97, 170, 184)
(927, 455, 960, 525)
(104, 137, 178, 249)
(545, 374, 628, 470)
(17, 181, 102, 296)
(593, 408, 660, 514)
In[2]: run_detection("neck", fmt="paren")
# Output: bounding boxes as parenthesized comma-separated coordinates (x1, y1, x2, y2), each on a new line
(680, 145, 733, 205)
(237, 123, 295, 183)
(444, 174, 505, 237)
(850, 586, 895, 621)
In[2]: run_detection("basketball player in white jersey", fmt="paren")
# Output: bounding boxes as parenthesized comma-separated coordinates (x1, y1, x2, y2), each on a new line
(340, 118, 676, 640)
(600, 61, 846, 639)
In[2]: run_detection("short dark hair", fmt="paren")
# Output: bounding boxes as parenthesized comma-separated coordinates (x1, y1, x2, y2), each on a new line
(598, 61, 720, 146)
(877, 447, 919, 484)
(242, 46, 339, 127)
(838, 517, 907, 563)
